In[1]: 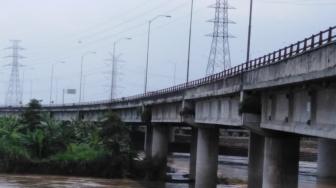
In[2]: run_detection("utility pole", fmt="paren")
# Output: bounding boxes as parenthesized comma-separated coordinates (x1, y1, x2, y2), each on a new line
(4, 40, 24, 106)
(206, 0, 234, 75)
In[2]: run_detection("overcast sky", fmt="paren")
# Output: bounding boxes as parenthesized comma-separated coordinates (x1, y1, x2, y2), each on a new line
(0, 0, 335, 105)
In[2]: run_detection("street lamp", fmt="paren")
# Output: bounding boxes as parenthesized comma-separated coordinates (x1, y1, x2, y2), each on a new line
(144, 14, 171, 94)
(241, 0, 254, 103)
(79, 51, 96, 103)
(246, 0, 253, 63)
(49, 61, 65, 104)
(110, 37, 132, 100)
(186, 0, 194, 84)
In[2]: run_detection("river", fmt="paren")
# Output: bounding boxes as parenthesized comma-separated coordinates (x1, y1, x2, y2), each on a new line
(0, 153, 335, 188)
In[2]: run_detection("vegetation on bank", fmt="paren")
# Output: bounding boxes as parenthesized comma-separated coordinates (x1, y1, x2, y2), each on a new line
(0, 99, 139, 178)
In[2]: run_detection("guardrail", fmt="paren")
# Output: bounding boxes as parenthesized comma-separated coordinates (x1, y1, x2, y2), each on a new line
(4, 26, 336, 109)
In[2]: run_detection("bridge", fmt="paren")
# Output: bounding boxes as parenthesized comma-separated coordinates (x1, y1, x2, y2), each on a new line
(1, 26, 336, 188)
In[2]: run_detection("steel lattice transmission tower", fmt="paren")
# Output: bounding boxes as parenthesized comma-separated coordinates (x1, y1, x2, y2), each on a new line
(206, 0, 234, 75)
(4, 40, 24, 106)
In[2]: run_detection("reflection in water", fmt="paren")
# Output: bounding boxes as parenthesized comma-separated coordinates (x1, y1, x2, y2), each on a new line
(0, 154, 334, 188)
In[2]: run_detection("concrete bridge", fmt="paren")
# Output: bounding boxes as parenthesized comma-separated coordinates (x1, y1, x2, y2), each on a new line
(1, 26, 336, 188)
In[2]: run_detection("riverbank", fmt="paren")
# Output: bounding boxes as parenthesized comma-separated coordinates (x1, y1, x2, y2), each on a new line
(0, 100, 138, 179)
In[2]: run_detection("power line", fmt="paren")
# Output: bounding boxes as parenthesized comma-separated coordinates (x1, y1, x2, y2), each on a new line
(77, 0, 180, 42)
(74, 0, 156, 39)
(25, 1, 191, 67)
(81, 1, 189, 47)
(24, 0, 185, 64)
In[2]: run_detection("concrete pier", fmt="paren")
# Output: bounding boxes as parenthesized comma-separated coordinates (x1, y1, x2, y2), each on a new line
(195, 127, 219, 188)
(169, 127, 176, 143)
(262, 134, 300, 188)
(189, 127, 198, 181)
(150, 124, 169, 180)
(317, 138, 336, 180)
(248, 132, 265, 188)
(144, 124, 153, 158)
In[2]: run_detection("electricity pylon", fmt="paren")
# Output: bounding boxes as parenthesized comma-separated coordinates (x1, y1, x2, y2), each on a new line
(4, 40, 24, 106)
(206, 0, 234, 75)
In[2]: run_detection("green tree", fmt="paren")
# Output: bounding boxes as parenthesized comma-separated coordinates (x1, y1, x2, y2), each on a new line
(100, 112, 131, 155)
(21, 99, 42, 132)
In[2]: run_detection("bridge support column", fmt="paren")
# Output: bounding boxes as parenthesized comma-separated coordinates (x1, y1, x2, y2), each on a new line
(195, 127, 219, 188)
(262, 134, 300, 188)
(144, 124, 153, 158)
(248, 132, 265, 188)
(150, 124, 169, 180)
(169, 127, 176, 142)
(317, 138, 336, 180)
(189, 127, 198, 180)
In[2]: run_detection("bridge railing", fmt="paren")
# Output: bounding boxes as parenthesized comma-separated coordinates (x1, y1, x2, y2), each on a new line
(6, 26, 336, 109)
(135, 26, 336, 99)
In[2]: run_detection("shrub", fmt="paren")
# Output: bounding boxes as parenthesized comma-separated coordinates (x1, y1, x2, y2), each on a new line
(50, 143, 107, 162)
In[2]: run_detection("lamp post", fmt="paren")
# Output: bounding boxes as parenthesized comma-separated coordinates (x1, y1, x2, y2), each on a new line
(49, 61, 65, 104)
(186, 0, 194, 84)
(144, 14, 171, 94)
(246, 0, 253, 63)
(110, 37, 132, 100)
(79, 51, 96, 103)
(241, 0, 254, 103)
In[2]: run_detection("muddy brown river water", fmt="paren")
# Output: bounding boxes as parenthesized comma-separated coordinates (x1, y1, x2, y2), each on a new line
(0, 153, 334, 188)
